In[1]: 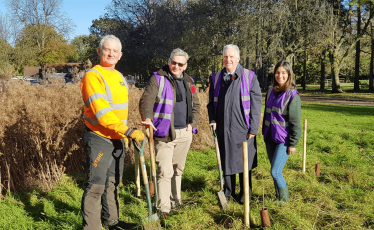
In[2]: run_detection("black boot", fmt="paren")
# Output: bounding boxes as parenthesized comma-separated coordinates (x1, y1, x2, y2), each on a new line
(103, 220, 138, 230)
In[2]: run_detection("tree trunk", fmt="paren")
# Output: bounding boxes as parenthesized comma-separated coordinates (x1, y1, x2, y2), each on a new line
(370, 22, 374, 91)
(320, 54, 326, 91)
(354, 7, 361, 91)
(303, 50, 306, 90)
(330, 52, 343, 93)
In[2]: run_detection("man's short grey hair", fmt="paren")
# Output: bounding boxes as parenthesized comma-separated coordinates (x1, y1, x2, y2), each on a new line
(99, 35, 122, 51)
(170, 48, 189, 62)
(223, 44, 240, 57)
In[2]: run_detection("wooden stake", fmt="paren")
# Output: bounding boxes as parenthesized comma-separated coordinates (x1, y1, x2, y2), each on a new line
(134, 147, 141, 197)
(148, 126, 156, 198)
(260, 185, 271, 227)
(242, 142, 250, 228)
(303, 119, 307, 173)
(263, 185, 265, 209)
(6, 160, 10, 195)
(315, 163, 321, 177)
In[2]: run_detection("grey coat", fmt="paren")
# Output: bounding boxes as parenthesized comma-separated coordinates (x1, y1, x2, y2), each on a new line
(207, 65, 262, 175)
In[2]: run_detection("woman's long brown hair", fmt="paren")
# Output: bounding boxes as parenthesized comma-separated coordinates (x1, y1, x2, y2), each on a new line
(272, 61, 296, 93)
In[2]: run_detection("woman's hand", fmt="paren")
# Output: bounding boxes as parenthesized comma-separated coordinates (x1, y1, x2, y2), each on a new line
(287, 147, 296, 155)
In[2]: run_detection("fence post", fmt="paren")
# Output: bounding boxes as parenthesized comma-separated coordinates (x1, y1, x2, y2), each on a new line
(242, 142, 250, 228)
(6, 160, 10, 195)
(303, 119, 307, 173)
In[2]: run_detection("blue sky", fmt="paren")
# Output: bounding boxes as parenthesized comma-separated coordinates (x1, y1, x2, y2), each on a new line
(0, 0, 113, 40)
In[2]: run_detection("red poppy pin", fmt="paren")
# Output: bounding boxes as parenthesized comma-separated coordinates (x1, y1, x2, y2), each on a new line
(191, 85, 196, 93)
(231, 75, 235, 81)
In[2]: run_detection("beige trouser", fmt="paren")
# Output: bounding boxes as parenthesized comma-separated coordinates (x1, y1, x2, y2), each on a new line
(155, 128, 193, 213)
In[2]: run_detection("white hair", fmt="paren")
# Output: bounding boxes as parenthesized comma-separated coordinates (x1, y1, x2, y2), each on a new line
(223, 44, 240, 57)
(99, 35, 122, 51)
(170, 48, 189, 62)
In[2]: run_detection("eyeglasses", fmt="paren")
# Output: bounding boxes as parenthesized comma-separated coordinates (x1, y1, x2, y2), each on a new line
(170, 58, 186, 67)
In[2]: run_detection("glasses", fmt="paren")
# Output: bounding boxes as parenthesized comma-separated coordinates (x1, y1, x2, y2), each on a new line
(170, 58, 186, 67)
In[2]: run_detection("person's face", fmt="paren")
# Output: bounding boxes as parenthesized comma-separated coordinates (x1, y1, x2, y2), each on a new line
(223, 48, 240, 72)
(275, 66, 289, 87)
(168, 55, 187, 78)
(97, 40, 122, 68)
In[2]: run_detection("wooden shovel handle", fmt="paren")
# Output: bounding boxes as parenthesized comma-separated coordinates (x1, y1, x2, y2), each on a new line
(243, 142, 249, 228)
(148, 126, 157, 178)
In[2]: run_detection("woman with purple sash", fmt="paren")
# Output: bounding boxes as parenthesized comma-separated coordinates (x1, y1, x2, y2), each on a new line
(262, 61, 301, 202)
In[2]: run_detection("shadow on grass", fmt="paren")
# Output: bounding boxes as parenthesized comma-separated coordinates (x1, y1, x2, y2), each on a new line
(66, 173, 87, 190)
(11, 187, 82, 229)
(123, 163, 138, 187)
(182, 175, 207, 192)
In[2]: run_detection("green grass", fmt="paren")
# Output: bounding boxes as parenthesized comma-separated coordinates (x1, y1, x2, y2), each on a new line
(296, 83, 374, 100)
(1, 101, 374, 229)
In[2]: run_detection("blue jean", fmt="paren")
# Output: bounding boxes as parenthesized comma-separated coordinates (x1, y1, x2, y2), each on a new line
(265, 136, 290, 188)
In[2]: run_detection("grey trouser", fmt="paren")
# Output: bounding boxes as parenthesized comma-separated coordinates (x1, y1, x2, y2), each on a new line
(81, 130, 125, 230)
(224, 171, 252, 204)
(155, 128, 193, 213)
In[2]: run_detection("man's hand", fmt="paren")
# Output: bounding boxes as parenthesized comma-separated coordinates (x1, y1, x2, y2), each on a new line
(210, 123, 216, 130)
(130, 130, 145, 143)
(287, 147, 296, 155)
(139, 118, 157, 130)
(186, 124, 192, 131)
(247, 133, 255, 140)
(125, 128, 145, 144)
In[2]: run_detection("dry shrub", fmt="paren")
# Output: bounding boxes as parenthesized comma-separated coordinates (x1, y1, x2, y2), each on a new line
(0, 63, 17, 79)
(0, 80, 85, 193)
(191, 89, 214, 150)
(0, 82, 213, 194)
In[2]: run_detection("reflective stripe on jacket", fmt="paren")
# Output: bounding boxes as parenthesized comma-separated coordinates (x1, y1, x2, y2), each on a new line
(81, 65, 129, 139)
(153, 72, 197, 137)
(262, 86, 299, 144)
(212, 67, 254, 129)
(152, 72, 174, 137)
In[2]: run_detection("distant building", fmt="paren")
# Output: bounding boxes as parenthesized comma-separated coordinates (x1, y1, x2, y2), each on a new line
(23, 66, 42, 78)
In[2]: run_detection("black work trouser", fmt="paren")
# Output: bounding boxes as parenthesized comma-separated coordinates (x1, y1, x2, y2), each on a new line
(223, 170, 252, 204)
(81, 130, 125, 230)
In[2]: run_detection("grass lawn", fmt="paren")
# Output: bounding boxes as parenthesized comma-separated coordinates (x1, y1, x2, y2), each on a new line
(1, 101, 373, 229)
(296, 83, 374, 100)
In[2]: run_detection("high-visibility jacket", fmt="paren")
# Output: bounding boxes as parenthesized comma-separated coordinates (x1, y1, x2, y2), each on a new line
(152, 71, 197, 137)
(81, 65, 129, 139)
(212, 67, 254, 129)
(262, 86, 299, 144)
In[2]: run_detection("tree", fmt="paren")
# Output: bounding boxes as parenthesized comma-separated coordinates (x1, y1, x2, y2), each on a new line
(38, 40, 76, 64)
(322, 0, 374, 92)
(69, 35, 101, 64)
(354, 4, 362, 91)
(0, 38, 16, 78)
(0, 13, 16, 43)
(12, 24, 68, 67)
(7, 0, 75, 38)
(95, 0, 192, 77)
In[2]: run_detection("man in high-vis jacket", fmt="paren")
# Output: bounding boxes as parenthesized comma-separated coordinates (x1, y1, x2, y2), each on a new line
(207, 44, 262, 206)
(139, 48, 200, 219)
(80, 35, 144, 230)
